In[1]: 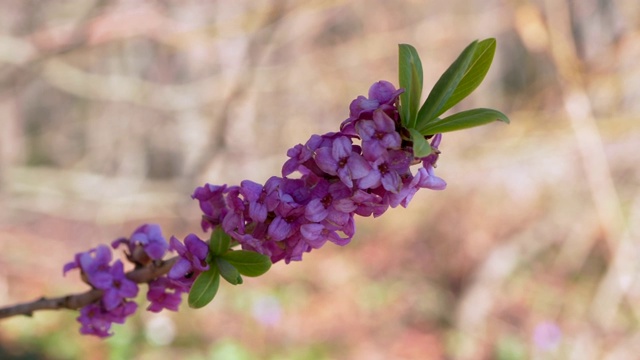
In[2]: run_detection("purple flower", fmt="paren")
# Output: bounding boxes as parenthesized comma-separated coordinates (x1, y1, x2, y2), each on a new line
(240, 180, 268, 223)
(533, 321, 562, 351)
(356, 109, 402, 161)
(188, 80, 447, 265)
(300, 222, 351, 248)
(358, 149, 412, 193)
(192, 184, 229, 231)
(341, 81, 403, 135)
(107, 300, 138, 324)
(77, 303, 113, 338)
(422, 133, 442, 168)
(221, 186, 246, 234)
(351, 189, 389, 218)
(268, 200, 305, 242)
(315, 136, 371, 188)
(168, 234, 210, 287)
(146, 277, 185, 312)
(76, 300, 137, 338)
(63, 245, 113, 288)
(305, 180, 355, 226)
(112, 223, 168, 264)
(99, 260, 139, 311)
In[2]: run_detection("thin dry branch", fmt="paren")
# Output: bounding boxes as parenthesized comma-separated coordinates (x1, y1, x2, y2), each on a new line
(0, 257, 177, 320)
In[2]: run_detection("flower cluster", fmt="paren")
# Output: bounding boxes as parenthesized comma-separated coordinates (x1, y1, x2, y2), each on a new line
(193, 81, 445, 264)
(63, 224, 207, 337)
(63, 244, 139, 337)
(62, 80, 448, 337)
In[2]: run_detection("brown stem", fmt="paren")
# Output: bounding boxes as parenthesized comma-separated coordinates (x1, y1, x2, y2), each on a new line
(0, 257, 178, 320)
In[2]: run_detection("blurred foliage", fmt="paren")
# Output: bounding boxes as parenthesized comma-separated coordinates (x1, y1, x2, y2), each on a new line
(1, 0, 639, 359)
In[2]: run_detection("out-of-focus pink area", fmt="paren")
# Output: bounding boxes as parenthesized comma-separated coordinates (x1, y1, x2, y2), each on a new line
(0, 0, 638, 358)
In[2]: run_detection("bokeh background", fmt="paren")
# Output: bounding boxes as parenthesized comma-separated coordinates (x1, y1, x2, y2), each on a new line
(0, 0, 638, 359)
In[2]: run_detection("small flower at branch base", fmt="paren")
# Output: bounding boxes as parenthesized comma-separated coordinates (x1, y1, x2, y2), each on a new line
(168, 234, 210, 288)
(77, 303, 113, 338)
(112, 223, 168, 265)
(146, 277, 186, 312)
(63, 245, 113, 288)
(76, 300, 137, 338)
(108, 300, 138, 324)
(99, 260, 139, 311)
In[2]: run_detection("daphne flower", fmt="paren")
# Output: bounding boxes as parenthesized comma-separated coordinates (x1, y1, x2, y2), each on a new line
(168, 234, 210, 287)
(100, 260, 139, 311)
(315, 136, 371, 188)
(112, 223, 168, 264)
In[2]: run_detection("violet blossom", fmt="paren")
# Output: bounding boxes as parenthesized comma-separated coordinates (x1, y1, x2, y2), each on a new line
(168, 234, 210, 288)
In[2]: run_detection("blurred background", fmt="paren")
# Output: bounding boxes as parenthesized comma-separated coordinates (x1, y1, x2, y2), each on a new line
(0, 0, 638, 359)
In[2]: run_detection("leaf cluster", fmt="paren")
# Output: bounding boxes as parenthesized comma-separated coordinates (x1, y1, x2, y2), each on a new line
(188, 227, 272, 308)
(398, 38, 509, 157)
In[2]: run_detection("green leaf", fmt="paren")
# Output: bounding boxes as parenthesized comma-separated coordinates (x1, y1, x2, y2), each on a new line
(398, 44, 424, 128)
(416, 40, 478, 127)
(209, 226, 231, 256)
(408, 128, 432, 158)
(419, 108, 510, 135)
(220, 250, 271, 277)
(441, 38, 496, 113)
(188, 266, 220, 309)
(216, 257, 243, 285)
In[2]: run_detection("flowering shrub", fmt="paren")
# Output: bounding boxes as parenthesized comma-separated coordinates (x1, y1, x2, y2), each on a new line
(0, 39, 509, 337)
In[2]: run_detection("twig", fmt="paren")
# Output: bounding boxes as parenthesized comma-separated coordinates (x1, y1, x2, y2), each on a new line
(0, 256, 177, 320)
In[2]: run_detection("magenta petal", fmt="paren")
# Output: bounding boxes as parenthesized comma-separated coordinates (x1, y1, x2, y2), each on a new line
(240, 180, 263, 202)
(168, 258, 192, 279)
(337, 167, 354, 188)
(315, 147, 337, 175)
(305, 198, 328, 222)
(184, 234, 208, 260)
(333, 198, 357, 213)
(332, 137, 352, 160)
(300, 224, 327, 248)
(102, 289, 121, 311)
(347, 154, 371, 179)
(368, 80, 397, 103)
(356, 120, 376, 140)
(249, 201, 268, 222)
(381, 172, 402, 193)
(63, 261, 79, 275)
(268, 217, 291, 241)
(358, 170, 381, 189)
(90, 272, 113, 290)
(169, 236, 186, 255)
(421, 175, 447, 190)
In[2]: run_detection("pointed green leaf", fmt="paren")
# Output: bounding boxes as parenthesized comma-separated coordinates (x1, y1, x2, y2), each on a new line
(419, 108, 510, 135)
(408, 128, 432, 158)
(215, 257, 243, 285)
(188, 266, 220, 308)
(441, 38, 496, 112)
(416, 40, 478, 127)
(398, 44, 424, 128)
(220, 250, 271, 277)
(209, 226, 231, 256)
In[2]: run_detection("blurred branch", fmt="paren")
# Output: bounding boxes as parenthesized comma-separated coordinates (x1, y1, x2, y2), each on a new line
(0, 256, 176, 320)
(541, 0, 626, 331)
(453, 219, 564, 359)
(40, 58, 230, 111)
(185, 0, 292, 179)
(0, 0, 108, 92)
